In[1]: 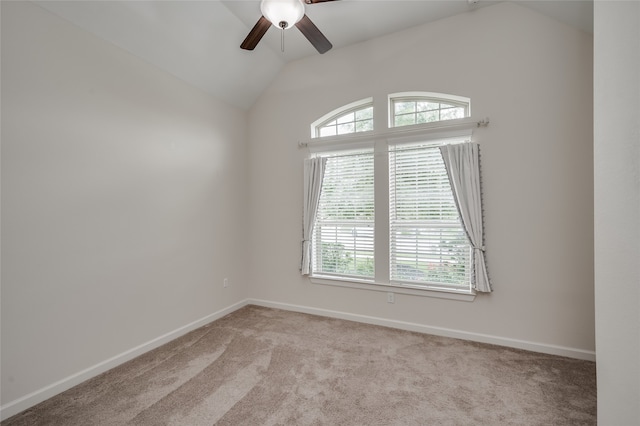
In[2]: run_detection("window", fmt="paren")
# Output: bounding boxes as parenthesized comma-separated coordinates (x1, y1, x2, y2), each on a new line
(389, 142, 471, 290)
(307, 94, 480, 296)
(389, 92, 470, 128)
(309, 135, 472, 293)
(311, 98, 373, 138)
(312, 149, 375, 280)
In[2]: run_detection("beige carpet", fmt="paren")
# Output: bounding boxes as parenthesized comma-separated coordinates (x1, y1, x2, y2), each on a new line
(3, 305, 596, 425)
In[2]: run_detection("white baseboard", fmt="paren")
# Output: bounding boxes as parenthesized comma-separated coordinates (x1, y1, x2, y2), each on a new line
(2, 297, 596, 421)
(247, 298, 597, 362)
(0, 300, 249, 421)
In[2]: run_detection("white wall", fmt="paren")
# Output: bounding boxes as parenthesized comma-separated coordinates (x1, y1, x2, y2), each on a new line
(0, 0, 602, 420)
(1, 1, 248, 412)
(248, 2, 595, 356)
(594, 1, 640, 424)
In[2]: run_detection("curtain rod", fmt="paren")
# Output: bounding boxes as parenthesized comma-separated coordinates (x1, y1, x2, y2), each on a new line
(298, 117, 489, 149)
(308, 140, 474, 160)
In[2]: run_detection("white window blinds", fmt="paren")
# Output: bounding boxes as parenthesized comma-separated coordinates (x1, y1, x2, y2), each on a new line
(312, 150, 375, 279)
(389, 142, 471, 289)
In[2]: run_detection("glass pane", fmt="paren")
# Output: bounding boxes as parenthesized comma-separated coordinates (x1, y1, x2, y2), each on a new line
(316, 226, 374, 277)
(319, 242, 346, 273)
(337, 112, 355, 125)
(441, 107, 462, 120)
(394, 113, 416, 127)
(424, 110, 439, 122)
(390, 227, 469, 286)
(337, 123, 355, 135)
(355, 107, 373, 121)
(356, 119, 373, 132)
(394, 101, 415, 115)
(319, 126, 336, 137)
(417, 102, 440, 112)
(451, 107, 465, 119)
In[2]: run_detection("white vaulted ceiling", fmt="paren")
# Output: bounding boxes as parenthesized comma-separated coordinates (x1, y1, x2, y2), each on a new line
(34, 1, 593, 110)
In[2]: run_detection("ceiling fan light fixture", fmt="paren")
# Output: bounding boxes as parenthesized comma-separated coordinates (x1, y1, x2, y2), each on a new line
(260, 0, 305, 30)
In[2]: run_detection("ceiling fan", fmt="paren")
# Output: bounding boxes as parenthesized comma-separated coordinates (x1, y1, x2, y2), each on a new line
(240, 0, 337, 54)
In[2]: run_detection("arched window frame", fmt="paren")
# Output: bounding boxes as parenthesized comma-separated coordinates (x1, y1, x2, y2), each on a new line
(310, 98, 374, 139)
(388, 92, 471, 129)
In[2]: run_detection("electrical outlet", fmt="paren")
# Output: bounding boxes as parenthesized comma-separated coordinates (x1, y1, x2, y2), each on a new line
(223, 278, 229, 288)
(387, 292, 395, 304)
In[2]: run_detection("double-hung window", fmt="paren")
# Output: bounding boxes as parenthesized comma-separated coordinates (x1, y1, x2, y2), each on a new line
(389, 140, 471, 291)
(312, 149, 375, 280)
(310, 136, 472, 293)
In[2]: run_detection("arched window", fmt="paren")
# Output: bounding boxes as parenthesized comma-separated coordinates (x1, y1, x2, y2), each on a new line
(389, 92, 470, 128)
(311, 98, 373, 138)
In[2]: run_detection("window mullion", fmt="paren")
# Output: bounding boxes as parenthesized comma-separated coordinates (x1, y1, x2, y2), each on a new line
(374, 138, 390, 283)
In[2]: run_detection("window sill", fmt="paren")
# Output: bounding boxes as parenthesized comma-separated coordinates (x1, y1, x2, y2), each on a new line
(309, 276, 476, 302)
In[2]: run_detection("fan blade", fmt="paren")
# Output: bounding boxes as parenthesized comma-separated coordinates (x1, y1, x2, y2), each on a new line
(295, 14, 332, 54)
(305, 0, 338, 3)
(240, 16, 271, 50)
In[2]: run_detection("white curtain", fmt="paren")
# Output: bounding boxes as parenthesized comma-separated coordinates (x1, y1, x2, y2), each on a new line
(439, 143, 492, 293)
(301, 157, 327, 275)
